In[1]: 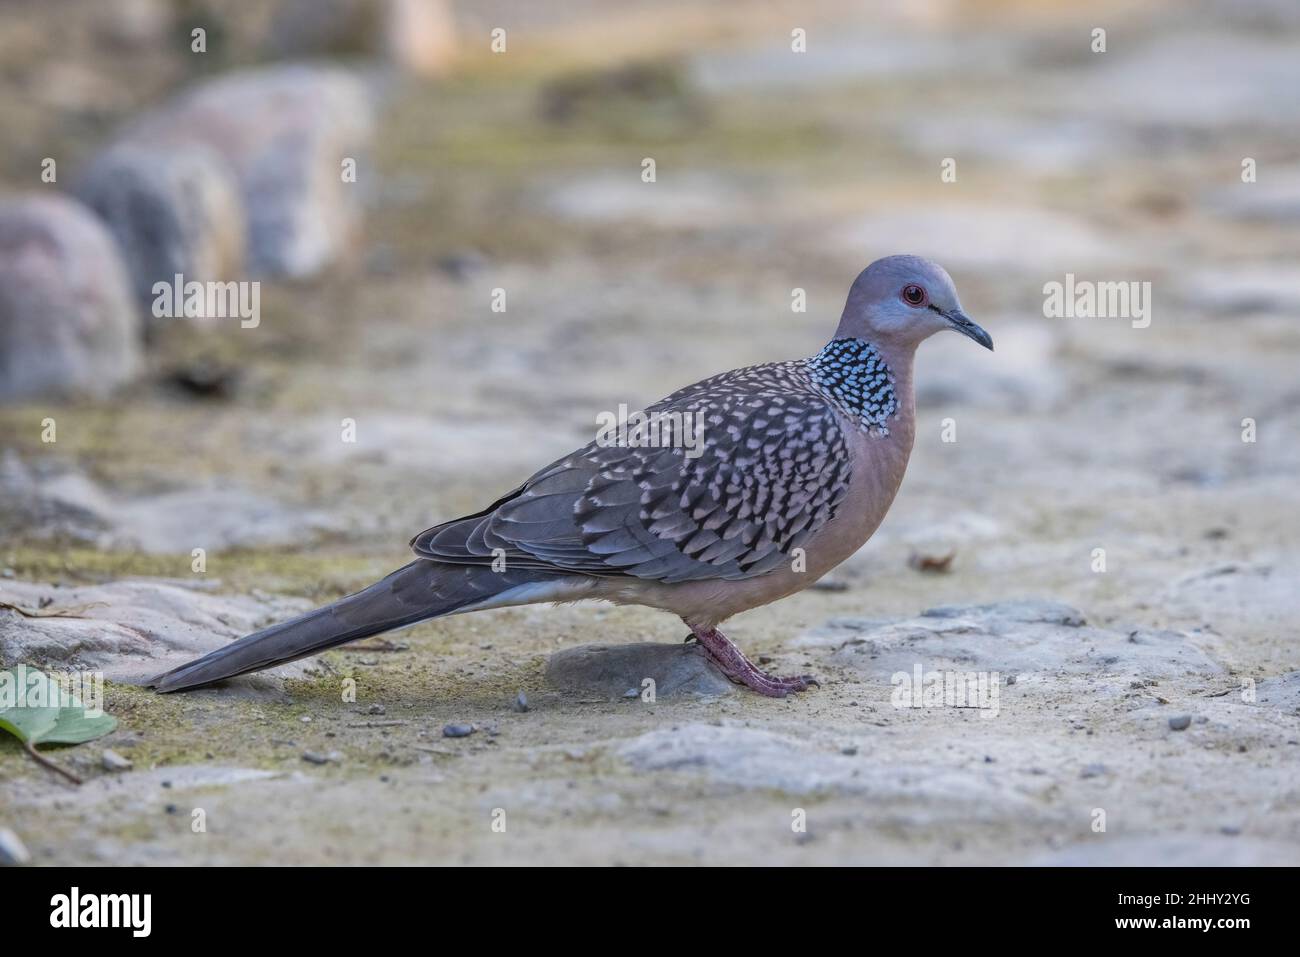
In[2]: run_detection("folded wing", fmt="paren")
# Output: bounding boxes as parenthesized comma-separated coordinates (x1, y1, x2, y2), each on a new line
(411, 363, 854, 584)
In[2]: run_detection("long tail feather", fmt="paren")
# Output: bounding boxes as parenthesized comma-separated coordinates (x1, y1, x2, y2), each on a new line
(151, 561, 486, 692)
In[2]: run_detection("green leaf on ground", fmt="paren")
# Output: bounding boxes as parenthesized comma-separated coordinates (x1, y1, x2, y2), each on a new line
(0, 666, 117, 784)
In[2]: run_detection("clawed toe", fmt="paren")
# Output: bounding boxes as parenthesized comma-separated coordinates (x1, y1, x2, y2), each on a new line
(771, 674, 819, 695)
(757, 674, 819, 698)
(720, 664, 821, 698)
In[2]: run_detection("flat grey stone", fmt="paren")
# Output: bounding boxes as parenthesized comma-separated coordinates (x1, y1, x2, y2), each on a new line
(807, 600, 1223, 681)
(1255, 672, 1300, 713)
(1162, 562, 1293, 645)
(922, 599, 1087, 626)
(0, 578, 312, 693)
(616, 724, 1032, 810)
(546, 642, 734, 699)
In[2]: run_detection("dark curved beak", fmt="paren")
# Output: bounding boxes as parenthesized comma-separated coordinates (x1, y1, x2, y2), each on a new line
(945, 310, 993, 351)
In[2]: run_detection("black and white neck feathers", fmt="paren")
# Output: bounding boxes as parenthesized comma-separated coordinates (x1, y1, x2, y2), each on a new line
(807, 338, 898, 437)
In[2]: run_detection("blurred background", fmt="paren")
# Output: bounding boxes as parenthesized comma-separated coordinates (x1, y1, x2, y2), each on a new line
(1, 0, 1298, 865)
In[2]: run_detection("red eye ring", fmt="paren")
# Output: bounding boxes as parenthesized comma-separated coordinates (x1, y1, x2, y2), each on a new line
(901, 284, 928, 307)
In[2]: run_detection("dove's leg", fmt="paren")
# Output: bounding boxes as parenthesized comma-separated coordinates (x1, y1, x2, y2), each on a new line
(688, 626, 818, 697)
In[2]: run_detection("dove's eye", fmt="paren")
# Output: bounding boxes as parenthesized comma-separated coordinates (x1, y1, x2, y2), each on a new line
(901, 284, 928, 307)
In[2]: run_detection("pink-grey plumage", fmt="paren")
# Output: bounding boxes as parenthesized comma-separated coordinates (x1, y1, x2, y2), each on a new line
(151, 255, 992, 697)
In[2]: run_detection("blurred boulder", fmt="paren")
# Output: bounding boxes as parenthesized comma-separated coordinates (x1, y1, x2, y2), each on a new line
(74, 143, 246, 317)
(94, 0, 172, 50)
(119, 64, 376, 279)
(268, 0, 456, 77)
(0, 195, 141, 402)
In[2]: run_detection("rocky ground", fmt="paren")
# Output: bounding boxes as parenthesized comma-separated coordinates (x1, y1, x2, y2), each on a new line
(2, 0, 1299, 865)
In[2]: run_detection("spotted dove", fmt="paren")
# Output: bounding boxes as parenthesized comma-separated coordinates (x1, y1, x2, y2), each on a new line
(153, 255, 992, 697)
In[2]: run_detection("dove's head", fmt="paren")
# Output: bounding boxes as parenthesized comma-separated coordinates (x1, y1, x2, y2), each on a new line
(835, 255, 992, 352)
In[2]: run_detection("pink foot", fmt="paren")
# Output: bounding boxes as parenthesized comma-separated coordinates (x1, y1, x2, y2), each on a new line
(689, 627, 819, 698)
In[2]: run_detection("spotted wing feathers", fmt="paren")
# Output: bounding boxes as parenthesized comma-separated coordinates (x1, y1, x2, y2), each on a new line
(411, 362, 853, 583)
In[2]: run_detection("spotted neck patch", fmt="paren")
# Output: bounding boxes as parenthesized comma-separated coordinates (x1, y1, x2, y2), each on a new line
(807, 338, 898, 436)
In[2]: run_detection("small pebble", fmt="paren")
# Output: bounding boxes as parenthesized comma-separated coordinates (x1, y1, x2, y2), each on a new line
(0, 828, 31, 866)
(512, 691, 530, 713)
(1005, 675, 1017, 686)
(367, 704, 386, 715)
(840, 746, 858, 756)
(442, 723, 475, 738)
(101, 749, 133, 772)
(301, 750, 342, 765)
(1169, 714, 1192, 731)
(300, 716, 312, 723)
